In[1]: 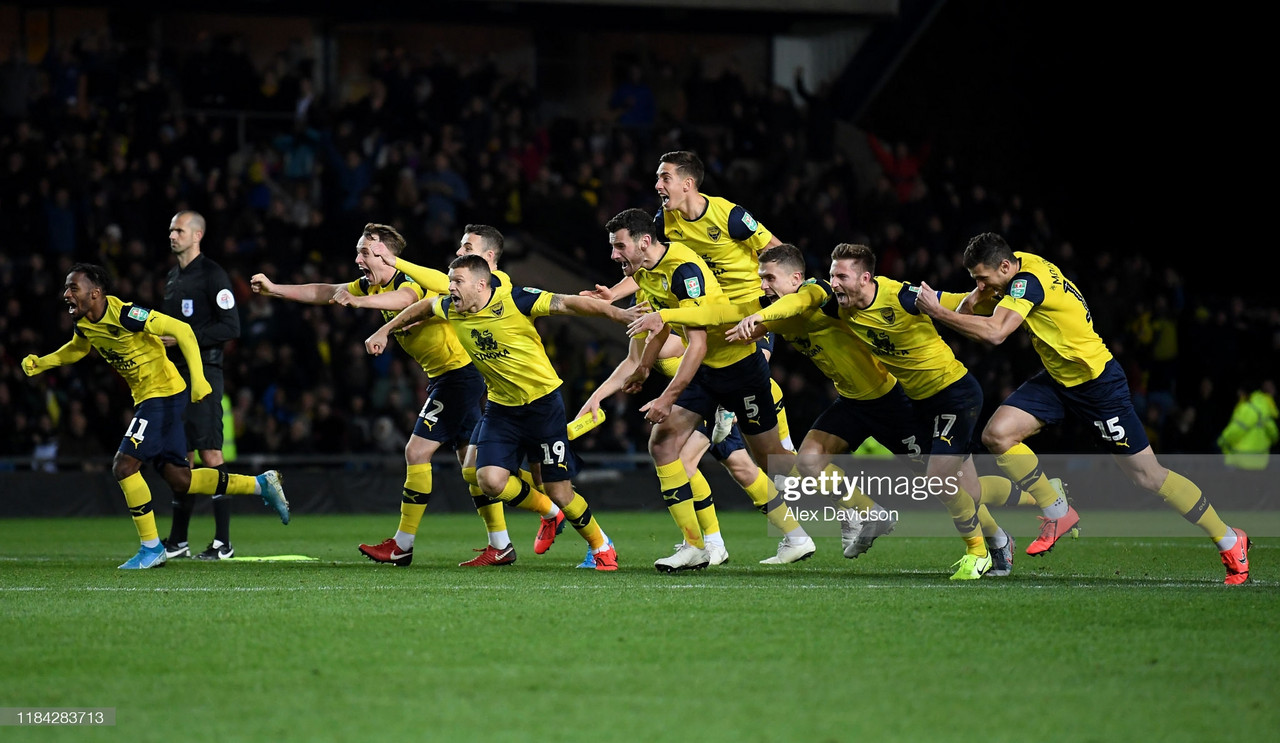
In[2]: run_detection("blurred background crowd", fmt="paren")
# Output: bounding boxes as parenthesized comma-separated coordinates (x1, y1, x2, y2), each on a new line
(2, 17, 1277, 471)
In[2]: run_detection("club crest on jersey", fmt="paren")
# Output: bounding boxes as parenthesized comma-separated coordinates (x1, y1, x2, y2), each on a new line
(181, 299, 194, 317)
(684, 277, 702, 298)
(707, 225, 721, 241)
(660, 278, 668, 291)
(741, 212, 758, 231)
(1010, 279, 1028, 299)
(128, 306, 150, 322)
(491, 301, 504, 317)
(880, 308, 895, 323)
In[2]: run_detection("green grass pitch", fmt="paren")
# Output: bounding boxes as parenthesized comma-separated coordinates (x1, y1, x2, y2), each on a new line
(2, 510, 1277, 742)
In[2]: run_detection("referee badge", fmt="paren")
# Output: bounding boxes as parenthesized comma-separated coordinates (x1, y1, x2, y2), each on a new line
(182, 299, 194, 317)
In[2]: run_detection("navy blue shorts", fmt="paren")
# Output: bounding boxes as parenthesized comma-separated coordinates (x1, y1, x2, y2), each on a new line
(694, 417, 748, 461)
(675, 350, 778, 436)
(413, 364, 486, 450)
(811, 383, 925, 459)
(474, 389, 580, 481)
(912, 373, 983, 458)
(1003, 359, 1150, 454)
(117, 391, 190, 470)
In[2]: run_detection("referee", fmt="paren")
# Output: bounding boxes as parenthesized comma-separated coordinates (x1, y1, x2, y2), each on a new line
(160, 210, 242, 560)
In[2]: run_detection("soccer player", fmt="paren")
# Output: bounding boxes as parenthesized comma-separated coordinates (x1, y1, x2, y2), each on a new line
(366, 224, 573, 565)
(250, 223, 561, 568)
(367, 253, 625, 570)
(609, 208, 810, 571)
(915, 232, 1250, 584)
(582, 150, 790, 447)
(22, 264, 288, 569)
(159, 210, 242, 560)
(576, 329, 763, 567)
(721, 244, 1024, 568)
(821, 243, 1014, 579)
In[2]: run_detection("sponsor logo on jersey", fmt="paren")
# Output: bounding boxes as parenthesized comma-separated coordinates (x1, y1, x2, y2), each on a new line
(1010, 279, 1028, 299)
(684, 277, 702, 299)
(127, 306, 150, 322)
(741, 212, 758, 231)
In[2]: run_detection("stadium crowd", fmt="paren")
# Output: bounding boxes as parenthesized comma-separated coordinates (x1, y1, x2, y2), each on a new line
(2, 27, 1277, 468)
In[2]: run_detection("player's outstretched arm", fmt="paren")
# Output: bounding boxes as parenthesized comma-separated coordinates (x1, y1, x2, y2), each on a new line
(331, 284, 418, 311)
(579, 275, 638, 302)
(144, 311, 212, 401)
(917, 281, 1023, 345)
(250, 274, 345, 305)
(726, 312, 770, 343)
(641, 328, 706, 424)
(22, 336, 91, 376)
(547, 293, 630, 323)
(365, 295, 438, 355)
(368, 247, 450, 295)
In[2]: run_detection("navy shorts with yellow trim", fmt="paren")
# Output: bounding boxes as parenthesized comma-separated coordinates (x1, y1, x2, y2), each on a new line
(475, 389, 580, 481)
(754, 331, 776, 356)
(1003, 359, 1150, 455)
(118, 391, 190, 470)
(675, 350, 778, 436)
(812, 383, 924, 458)
(912, 373, 983, 458)
(694, 417, 747, 461)
(413, 364, 486, 449)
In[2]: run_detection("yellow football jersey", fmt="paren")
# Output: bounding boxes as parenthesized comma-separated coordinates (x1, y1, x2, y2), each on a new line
(997, 251, 1113, 387)
(74, 296, 187, 405)
(658, 196, 774, 305)
(433, 282, 561, 406)
(760, 280, 897, 401)
(347, 272, 470, 379)
(635, 241, 755, 369)
(841, 277, 967, 400)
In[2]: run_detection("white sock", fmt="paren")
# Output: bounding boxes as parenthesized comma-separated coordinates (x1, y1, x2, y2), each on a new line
(703, 531, 725, 548)
(542, 504, 561, 520)
(1042, 495, 1069, 519)
(394, 531, 414, 551)
(1215, 529, 1238, 552)
(488, 530, 510, 549)
(987, 528, 1009, 549)
(787, 527, 810, 541)
(143, 538, 161, 548)
(253, 479, 263, 495)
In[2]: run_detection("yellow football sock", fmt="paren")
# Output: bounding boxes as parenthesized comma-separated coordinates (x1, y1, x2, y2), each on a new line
(465, 466, 508, 532)
(938, 484, 984, 546)
(562, 493, 605, 549)
(1158, 470, 1230, 541)
(689, 469, 721, 537)
(746, 469, 804, 536)
(189, 467, 258, 496)
(496, 469, 555, 516)
(994, 443, 1060, 509)
(979, 475, 1036, 507)
(119, 472, 158, 543)
(822, 463, 878, 511)
(657, 459, 702, 548)
(769, 377, 793, 449)
(397, 463, 431, 535)
(976, 504, 1000, 538)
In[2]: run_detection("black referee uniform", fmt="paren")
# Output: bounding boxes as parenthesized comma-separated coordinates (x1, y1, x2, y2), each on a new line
(162, 252, 241, 557)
